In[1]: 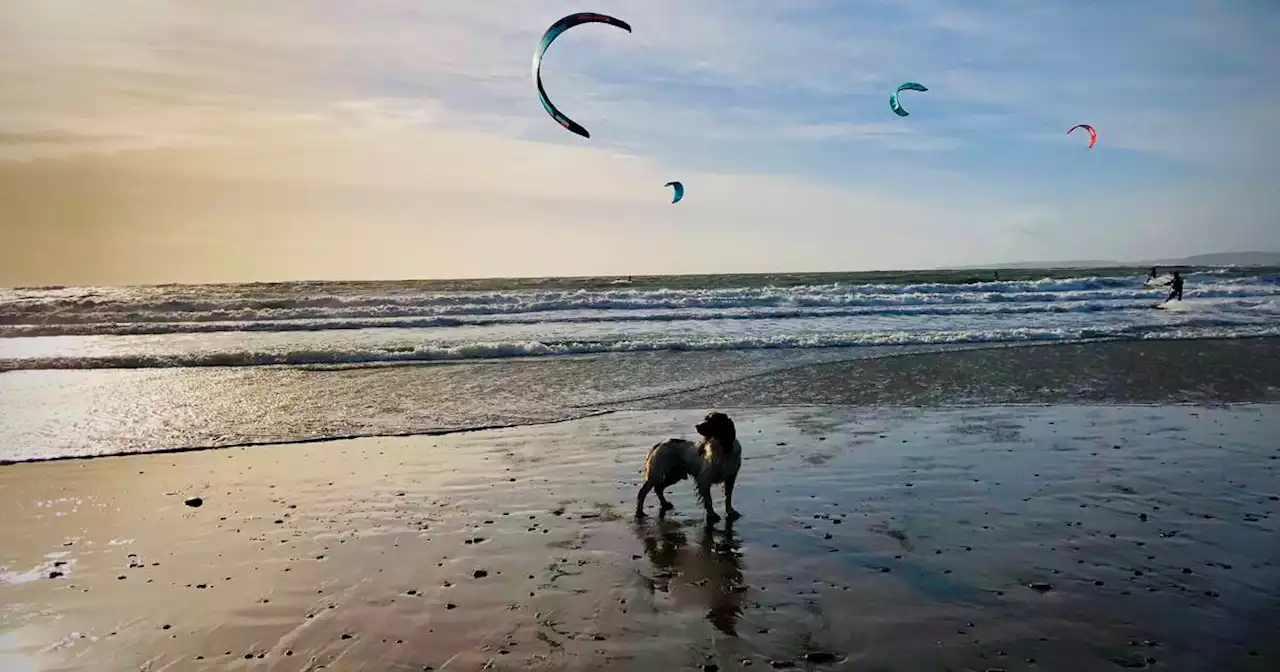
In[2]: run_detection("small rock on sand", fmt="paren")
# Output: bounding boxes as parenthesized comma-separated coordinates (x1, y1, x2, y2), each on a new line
(1029, 581, 1054, 593)
(184, 497, 203, 508)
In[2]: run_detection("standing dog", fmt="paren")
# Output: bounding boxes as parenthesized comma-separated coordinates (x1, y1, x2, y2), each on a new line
(636, 412, 742, 523)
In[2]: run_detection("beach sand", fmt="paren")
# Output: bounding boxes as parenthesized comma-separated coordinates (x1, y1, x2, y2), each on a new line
(3, 405, 1279, 671)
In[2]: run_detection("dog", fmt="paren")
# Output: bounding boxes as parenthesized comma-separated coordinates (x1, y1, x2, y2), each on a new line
(635, 411, 742, 523)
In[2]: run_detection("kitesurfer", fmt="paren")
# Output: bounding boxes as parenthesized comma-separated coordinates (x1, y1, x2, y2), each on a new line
(1160, 271, 1184, 304)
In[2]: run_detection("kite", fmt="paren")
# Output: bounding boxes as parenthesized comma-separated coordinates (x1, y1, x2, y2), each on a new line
(890, 82, 928, 117)
(665, 181, 684, 204)
(532, 13, 632, 138)
(1067, 124, 1098, 149)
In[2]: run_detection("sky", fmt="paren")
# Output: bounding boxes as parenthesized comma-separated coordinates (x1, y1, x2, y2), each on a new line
(1, 0, 1278, 285)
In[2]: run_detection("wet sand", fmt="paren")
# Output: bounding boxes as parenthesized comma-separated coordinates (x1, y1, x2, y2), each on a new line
(2, 405, 1279, 671)
(630, 338, 1280, 409)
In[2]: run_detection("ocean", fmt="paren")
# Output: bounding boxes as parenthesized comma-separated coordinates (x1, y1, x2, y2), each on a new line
(3, 266, 1279, 462)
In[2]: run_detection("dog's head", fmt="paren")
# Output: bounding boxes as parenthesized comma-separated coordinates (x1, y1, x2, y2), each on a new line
(695, 412, 736, 448)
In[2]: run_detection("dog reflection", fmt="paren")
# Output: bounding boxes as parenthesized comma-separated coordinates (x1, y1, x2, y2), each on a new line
(635, 518, 746, 635)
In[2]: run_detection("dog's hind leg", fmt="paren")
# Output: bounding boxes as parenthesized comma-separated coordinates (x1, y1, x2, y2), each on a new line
(655, 486, 674, 513)
(636, 482, 653, 518)
(723, 474, 741, 521)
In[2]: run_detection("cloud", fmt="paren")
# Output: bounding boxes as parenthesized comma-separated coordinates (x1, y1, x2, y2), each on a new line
(780, 123, 963, 152)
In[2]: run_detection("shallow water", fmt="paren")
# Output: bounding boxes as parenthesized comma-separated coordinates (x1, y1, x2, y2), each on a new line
(2, 405, 1277, 670)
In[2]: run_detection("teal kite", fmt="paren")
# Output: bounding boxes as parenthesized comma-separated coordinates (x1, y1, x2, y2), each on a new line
(532, 13, 632, 138)
(890, 82, 928, 117)
(665, 181, 684, 204)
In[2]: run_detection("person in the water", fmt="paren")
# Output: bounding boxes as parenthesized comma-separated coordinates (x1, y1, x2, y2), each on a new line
(1161, 271, 1184, 303)
(1149, 266, 1158, 280)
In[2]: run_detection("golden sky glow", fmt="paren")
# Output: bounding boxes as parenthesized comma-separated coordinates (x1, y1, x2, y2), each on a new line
(2, 1, 1277, 285)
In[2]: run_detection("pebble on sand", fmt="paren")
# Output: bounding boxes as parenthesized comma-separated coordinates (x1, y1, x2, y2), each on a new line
(184, 497, 203, 508)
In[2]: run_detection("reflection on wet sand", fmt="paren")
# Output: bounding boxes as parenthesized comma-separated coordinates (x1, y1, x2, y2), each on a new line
(634, 517, 745, 635)
(2, 405, 1277, 670)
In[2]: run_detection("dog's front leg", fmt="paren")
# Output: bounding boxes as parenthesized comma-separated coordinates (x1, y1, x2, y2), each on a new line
(697, 478, 721, 524)
(723, 474, 740, 521)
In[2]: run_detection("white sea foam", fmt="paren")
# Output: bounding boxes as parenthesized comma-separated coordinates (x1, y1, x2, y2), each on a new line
(1, 270, 1277, 370)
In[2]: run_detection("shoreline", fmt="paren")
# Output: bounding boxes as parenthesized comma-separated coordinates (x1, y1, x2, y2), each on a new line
(4, 337, 1280, 465)
(1, 399, 1271, 468)
(0, 410, 621, 467)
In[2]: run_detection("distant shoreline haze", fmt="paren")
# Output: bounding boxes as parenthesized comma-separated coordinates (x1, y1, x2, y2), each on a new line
(945, 251, 1280, 271)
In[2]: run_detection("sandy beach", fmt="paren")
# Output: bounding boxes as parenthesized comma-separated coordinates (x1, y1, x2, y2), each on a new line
(3, 404, 1278, 671)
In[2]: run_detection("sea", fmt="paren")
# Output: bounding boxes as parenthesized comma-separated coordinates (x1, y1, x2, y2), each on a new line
(2, 266, 1279, 462)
